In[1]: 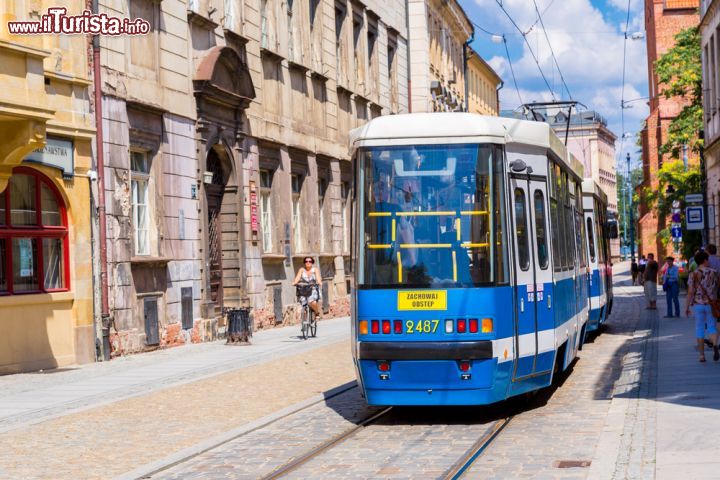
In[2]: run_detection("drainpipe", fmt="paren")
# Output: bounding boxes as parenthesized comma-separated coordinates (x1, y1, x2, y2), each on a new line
(463, 31, 474, 112)
(405, 0, 411, 112)
(495, 80, 504, 114)
(92, 0, 111, 361)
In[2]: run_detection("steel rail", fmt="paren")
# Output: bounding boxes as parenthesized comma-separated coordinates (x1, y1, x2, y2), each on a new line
(259, 407, 393, 480)
(441, 416, 513, 480)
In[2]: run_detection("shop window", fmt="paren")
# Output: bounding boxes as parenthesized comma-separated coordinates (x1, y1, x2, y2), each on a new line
(131, 150, 150, 256)
(0, 168, 69, 294)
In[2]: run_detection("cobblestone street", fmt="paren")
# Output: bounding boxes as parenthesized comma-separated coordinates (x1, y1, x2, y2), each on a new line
(2, 263, 720, 479)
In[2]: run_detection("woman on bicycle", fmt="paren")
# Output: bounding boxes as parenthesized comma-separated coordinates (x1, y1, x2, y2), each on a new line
(292, 256, 321, 318)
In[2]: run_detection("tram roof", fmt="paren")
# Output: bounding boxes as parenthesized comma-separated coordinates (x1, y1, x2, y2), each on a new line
(350, 113, 583, 177)
(582, 178, 608, 204)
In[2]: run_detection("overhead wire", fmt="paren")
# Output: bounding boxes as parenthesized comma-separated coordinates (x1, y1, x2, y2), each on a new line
(531, 0, 572, 100)
(494, 0, 557, 101)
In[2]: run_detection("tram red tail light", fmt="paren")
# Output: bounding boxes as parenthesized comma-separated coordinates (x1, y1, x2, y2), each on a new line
(469, 318, 479, 333)
(393, 320, 403, 334)
(377, 361, 390, 372)
(459, 361, 471, 372)
(382, 320, 391, 334)
(457, 319, 467, 333)
(371, 320, 380, 334)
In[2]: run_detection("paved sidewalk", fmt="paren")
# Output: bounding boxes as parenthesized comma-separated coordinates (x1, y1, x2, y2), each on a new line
(0, 317, 350, 433)
(590, 262, 720, 479)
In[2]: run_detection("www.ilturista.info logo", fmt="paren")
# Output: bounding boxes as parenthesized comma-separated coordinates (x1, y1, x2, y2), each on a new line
(7, 8, 150, 35)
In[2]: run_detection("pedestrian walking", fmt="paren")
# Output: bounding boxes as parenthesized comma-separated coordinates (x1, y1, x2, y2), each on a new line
(638, 255, 647, 286)
(662, 256, 681, 317)
(685, 251, 720, 362)
(643, 253, 659, 310)
(631, 259, 639, 285)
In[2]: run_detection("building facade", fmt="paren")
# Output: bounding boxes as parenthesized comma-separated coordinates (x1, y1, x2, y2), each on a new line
(466, 47, 502, 115)
(638, 0, 699, 258)
(97, 0, 408, 355)
(407, 0, 472, 113)
(551, 111, 620, 260)
(701, 0, 720, 245)
(245, 0, 409, 327)
(0, 2, 96, 373)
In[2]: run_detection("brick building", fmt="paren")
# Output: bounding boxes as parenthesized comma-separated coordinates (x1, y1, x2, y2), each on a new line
(701, 0, 720, 245)
(637, 0, 699, 258)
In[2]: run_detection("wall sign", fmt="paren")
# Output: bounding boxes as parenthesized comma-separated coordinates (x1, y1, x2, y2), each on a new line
(249, 180, 258, 242)
(25, 136, 74, 179)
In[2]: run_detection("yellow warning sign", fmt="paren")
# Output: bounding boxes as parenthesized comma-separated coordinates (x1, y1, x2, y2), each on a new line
(397, 290, 447, 311)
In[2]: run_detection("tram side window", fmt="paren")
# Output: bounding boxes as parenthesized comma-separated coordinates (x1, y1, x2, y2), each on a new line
(578, 210, 588, 268)
(587, 217, 596, 262)
(550, 162, 562, 272)
(494, 150, 510, 284)
(533, 190, 548, 269)
(559, 171, 570, 270)
(514, 188, 530, 271)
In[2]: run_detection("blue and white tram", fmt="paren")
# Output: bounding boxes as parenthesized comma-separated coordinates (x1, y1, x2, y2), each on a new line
(582, 179, 614, 334)
(349, 113, 590, 406)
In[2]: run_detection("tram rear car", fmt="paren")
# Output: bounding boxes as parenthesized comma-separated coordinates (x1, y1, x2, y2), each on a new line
(350, 114, 590, 406)
(582, 179, 615, 335)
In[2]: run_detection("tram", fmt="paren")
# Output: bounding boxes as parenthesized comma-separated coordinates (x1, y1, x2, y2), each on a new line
(582, 179, 615, 336)
(349, 113, 590, 406)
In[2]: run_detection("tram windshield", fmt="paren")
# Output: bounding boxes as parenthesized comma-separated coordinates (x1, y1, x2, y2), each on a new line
(357, 143, 509, 288)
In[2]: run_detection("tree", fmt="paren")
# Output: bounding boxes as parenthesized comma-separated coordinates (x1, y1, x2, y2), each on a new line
(655, 26, 703, 157)
(642, 160, 702, 260)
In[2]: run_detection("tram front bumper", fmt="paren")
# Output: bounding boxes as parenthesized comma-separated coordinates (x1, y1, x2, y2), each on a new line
(358, 340, 493, 360)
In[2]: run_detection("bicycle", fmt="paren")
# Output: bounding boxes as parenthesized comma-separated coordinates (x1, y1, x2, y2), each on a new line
(296, 281, 318, 340)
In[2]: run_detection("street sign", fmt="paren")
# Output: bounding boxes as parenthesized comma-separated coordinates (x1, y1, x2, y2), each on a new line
(686, 206, 704, 230)
(685, 193, 704, 204)
(671, 226, 682, 238)
(671, 212, 681, 223)
(672, 200, 681, 209)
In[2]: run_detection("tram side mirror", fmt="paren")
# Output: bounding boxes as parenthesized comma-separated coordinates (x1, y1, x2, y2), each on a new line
(608, 221, 619, 239)
(509, 159, 527, 172)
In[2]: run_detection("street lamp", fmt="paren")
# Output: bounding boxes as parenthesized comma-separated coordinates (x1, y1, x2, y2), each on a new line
(627, 153, 635, 261)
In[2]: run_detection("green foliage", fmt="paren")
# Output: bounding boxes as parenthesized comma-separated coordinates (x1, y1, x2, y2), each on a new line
(641, 160, 703, 259)
(655, 26, 703, 157)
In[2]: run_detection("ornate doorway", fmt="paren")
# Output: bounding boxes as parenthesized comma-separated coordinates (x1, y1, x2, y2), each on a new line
(206, 149, 226, 318)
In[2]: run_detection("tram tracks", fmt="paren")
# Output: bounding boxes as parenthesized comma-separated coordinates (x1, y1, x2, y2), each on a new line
(259, 407, 512, 480)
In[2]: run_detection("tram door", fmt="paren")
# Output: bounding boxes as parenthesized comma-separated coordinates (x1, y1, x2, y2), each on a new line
(511, 177, 553, 379)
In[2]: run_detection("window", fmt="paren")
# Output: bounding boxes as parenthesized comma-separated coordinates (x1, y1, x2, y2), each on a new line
(129, 0, 157, 71)
(387, 35, 398, 110)
(587, 217, 596, 262)
(260, 169, 273, 252)
(292, 174, 302, 251)
(352, 11, 364, 88)
(287, 0, 296, 61)
(534, 190, 548, 269)
(335, 4, 346, 84)
(514, 188, 530, 271)
(318, 174, 329, 252)
(549, 162, 562, 272)
(0, 168, 69, 294)
(131, 151, 150, 256)
(367, 22, 379, 96)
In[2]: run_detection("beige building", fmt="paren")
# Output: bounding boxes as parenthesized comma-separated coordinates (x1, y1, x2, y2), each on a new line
(466, 47, 502, 115)
(96, 0, 408, 354)
(702, 0, 720, 244)
(407, 0, 472, 113)
(0, 2, 96, 373)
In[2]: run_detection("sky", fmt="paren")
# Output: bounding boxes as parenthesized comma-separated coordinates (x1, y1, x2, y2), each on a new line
(459, 0, 649, 170)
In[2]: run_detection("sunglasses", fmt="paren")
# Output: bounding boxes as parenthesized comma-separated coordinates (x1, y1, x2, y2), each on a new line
(304, 260, 313, 264)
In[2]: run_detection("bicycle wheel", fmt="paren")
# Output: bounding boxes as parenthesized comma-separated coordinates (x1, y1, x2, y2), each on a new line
(300, 306, 308, 340)
(309, 309, 317, 337)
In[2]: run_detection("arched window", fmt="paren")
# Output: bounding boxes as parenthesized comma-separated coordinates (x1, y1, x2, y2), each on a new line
(0, 167, 69, 294)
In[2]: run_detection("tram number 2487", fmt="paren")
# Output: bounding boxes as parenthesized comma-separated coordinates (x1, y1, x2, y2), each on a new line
(406, 319, 440, 334)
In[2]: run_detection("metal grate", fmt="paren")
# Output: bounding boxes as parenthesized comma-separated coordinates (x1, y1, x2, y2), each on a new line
(554, 460, 591, 469)
(273, 285, 283, 324)
(181, 287, 193, 330)
(144, 297, 159, 346)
